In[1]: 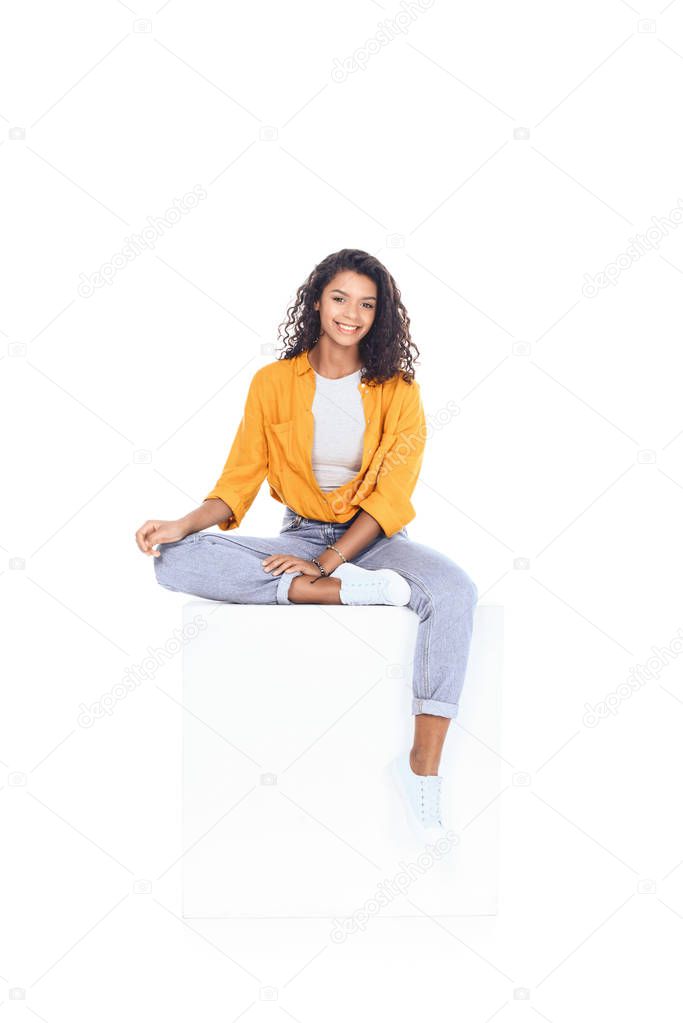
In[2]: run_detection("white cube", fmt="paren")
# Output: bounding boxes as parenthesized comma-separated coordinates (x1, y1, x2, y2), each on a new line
(181, 601, 503, 919)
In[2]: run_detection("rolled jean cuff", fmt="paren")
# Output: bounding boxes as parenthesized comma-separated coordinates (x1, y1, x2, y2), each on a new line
(412, 697, 460, 719)
(276, 569, 304, 604)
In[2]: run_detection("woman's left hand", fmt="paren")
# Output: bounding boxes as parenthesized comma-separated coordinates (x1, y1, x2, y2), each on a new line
(261, 554, 322, 577)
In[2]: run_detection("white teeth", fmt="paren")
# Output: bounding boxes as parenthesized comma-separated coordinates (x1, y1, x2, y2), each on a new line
(336, 323, 358, 332)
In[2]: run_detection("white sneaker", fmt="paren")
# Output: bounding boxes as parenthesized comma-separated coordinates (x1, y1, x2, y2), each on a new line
(389, 754, 446, 836)
(331, 562, 411, 606)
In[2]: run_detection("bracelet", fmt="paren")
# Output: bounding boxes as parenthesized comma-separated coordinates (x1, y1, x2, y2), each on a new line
(326, 543, 347, 564)
(311, 557, 329, 577)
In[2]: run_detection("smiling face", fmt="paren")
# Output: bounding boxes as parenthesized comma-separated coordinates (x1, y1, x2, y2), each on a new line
(313, 270, 377, 350)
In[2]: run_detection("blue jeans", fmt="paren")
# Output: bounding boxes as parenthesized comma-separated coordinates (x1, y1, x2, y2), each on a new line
(154, 506, 478, 720)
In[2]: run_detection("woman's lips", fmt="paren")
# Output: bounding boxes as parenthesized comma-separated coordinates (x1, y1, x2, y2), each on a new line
(335, 322, 360, 334)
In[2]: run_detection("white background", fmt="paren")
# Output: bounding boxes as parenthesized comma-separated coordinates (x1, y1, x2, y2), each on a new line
(2, 0, 683, 1019)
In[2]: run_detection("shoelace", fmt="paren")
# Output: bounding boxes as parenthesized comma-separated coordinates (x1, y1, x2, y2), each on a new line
(417, 775, 443, 827)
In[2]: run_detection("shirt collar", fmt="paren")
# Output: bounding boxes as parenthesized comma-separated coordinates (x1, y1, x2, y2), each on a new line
(294, 349, 312, 375)
(294, 348, 367, 384)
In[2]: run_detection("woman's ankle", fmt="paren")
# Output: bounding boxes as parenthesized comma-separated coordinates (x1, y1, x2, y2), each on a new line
(288, 574, 342, 604)
(410, 748, 440, 776)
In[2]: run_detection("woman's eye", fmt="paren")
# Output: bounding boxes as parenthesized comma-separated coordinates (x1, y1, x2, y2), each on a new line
(332, 296, 374, 309)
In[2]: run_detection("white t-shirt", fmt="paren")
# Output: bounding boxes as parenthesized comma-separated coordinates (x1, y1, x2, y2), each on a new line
(311, 368, 365, 491)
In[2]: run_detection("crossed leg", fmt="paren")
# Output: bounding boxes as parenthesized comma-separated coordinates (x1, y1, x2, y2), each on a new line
(154, 528, 477, 775)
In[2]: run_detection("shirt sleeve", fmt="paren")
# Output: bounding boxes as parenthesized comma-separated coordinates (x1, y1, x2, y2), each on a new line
(359, 378, 426, 537)
(203, 371, 268, 530)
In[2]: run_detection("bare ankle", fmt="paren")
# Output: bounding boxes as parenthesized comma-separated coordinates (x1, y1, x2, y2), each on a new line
(288, 574, 342, 605)
(410, 748, 439, 776)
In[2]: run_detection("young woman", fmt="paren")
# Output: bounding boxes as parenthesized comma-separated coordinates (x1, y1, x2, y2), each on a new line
(135, 248, 478, 834)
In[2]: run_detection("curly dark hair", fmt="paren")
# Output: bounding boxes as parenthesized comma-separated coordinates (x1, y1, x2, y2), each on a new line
(275, 248, 420, 386)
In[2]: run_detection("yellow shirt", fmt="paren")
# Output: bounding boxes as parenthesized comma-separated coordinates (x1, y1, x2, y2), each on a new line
(204, 349, 426, 538)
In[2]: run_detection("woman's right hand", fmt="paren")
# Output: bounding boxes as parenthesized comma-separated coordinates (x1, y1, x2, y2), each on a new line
(135, 519, 190, 557)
